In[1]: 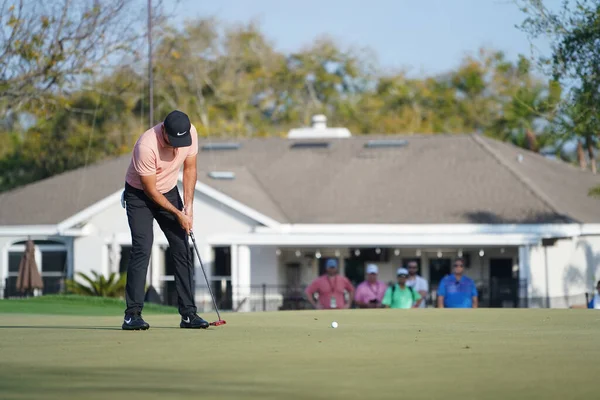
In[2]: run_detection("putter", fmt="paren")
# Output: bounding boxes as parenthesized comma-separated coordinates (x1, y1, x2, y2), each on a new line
(189, 231, 226, 326)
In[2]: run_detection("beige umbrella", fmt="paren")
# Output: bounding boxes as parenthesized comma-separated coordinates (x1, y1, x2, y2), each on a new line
(16, 240, 44, 296)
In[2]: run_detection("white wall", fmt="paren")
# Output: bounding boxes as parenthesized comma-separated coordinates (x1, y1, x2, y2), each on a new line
(71, 184, 259, 290)
(250, 246, 279, 285)
(529, 235, 600, 308)
(72, 200, 130, 282)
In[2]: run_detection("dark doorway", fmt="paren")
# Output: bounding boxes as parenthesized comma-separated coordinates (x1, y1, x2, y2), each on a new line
(280, 262, 306, 310)
(285, 262, 302, 288)
(429, 258, 451, 289)
(489, 258, 518, 308)
(211, 246, 232, 310)
(429, 258, 451, 307)
(340, 258, 364, 287)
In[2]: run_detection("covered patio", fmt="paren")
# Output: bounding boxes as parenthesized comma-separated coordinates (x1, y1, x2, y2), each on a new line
(197, 224, 545, 312)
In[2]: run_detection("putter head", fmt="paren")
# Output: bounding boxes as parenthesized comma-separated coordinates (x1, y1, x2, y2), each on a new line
(210, 320, 226, 326)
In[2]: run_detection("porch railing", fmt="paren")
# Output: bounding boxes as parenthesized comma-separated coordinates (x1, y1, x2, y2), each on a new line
(0, 281, 594, 311)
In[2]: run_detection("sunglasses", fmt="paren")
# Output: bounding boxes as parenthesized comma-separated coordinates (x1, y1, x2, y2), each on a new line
(453, 264, 464, 268)
(397, 274, 408, 278)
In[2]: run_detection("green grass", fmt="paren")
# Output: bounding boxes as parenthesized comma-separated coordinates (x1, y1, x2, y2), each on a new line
(0, 295, 178, 315)
(0, 309, 599, 399)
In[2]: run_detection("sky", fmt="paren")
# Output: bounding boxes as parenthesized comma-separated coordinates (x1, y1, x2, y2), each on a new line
(172, 0, 555, 77)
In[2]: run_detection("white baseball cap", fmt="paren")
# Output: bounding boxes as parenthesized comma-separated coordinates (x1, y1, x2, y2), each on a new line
(366, 264, 378, 274)
(396, 268, 409, 276)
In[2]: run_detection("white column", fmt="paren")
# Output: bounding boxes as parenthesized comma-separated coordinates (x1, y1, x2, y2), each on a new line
(199, 244, 213, 281)
(67, 238, 75, 279)
(101, 244, 109, 277)
(108, 234, 121, 275)
(1, 244, 6, 298)
(518, 245, 531, 307)
(149, 245, 162, 291)
(230, 245, 239, 310)
(237, 245, 251, 312)
(231, 245, 252, 312)
(193, 244, 213, 310)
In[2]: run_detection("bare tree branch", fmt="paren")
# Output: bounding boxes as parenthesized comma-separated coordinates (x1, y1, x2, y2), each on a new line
(0, 0, 170, 119)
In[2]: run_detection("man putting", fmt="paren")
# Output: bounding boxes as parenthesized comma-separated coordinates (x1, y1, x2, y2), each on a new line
(121, 110, 209, 330)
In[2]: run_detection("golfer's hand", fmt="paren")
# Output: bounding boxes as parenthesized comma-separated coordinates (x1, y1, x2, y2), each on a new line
(177, 211, 193, 233)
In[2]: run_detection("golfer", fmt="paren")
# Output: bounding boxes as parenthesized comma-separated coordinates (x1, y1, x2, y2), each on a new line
(121, 110, 209, 330)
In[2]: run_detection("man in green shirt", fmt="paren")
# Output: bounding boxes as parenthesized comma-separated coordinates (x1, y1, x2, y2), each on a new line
(382, 268, 423, 309)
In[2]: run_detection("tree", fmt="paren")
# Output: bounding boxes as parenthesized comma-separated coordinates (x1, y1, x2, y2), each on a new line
(487, 55, 561, 152)
(0, 0, 167, 123)
(0, 13, 576, 193)
(517, 0, 600, 169)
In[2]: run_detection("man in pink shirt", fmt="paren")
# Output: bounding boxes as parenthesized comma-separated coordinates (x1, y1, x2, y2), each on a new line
(354, 264, 387, 308)
(121, 110, 208, 331)
(305, 259, 355, 309)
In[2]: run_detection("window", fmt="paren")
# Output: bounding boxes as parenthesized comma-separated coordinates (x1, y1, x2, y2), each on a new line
(42, 251, 67, 274)
(8, 251, 22, 273)
(4, 241, 68, 297)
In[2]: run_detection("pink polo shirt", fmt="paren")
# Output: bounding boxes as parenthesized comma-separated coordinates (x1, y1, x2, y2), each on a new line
(354, 280, 387, 305)
(305, 274, 354, 309)
(125, 123, 198, 193)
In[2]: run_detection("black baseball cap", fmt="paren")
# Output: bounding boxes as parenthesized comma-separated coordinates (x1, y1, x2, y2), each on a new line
(163, 110, 192, 148)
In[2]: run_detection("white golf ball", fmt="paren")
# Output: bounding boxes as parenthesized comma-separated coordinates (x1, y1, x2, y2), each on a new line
(331, 321, 338, 328)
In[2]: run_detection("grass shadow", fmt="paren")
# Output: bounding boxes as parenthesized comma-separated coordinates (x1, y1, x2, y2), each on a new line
(0, 325, 219, 331)
(0, 363, 314, 400)
(0, 325, 122, 331)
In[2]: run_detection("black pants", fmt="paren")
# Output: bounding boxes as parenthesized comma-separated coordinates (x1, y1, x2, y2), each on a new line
(123, 182, 196, 316)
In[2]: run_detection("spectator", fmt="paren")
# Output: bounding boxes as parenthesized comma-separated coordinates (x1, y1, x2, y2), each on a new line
(437, 258, 478, 308)
(354, 264, 387, 308)
(405, 261, 429, 308)
(381, 268, 423, 309)
(305, 259, 354, 309)
(587, 281, 600, 309)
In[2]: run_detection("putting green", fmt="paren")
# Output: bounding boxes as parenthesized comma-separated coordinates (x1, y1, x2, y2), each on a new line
(0, 295, 177, 316)
(0, 309, 598, 400)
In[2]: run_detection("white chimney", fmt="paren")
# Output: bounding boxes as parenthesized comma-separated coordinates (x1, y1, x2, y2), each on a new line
(287, 114, 351, 139)
(311, 114, 327, 129)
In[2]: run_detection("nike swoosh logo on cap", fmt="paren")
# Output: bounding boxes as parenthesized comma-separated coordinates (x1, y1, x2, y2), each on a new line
(176, 131, 187, 136)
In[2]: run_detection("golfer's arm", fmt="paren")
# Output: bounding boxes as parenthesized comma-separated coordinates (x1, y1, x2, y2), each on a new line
(140, 175, 181, 216)
(182, 155, 197, 210)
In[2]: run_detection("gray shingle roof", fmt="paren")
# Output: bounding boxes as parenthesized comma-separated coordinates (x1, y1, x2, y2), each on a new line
(1, 134, 599, 226)
(0, 155, 130, 225)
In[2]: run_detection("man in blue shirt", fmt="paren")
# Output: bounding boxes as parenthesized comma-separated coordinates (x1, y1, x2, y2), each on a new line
(437, 257, 478, 308)
(587, 280, 600, 309)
